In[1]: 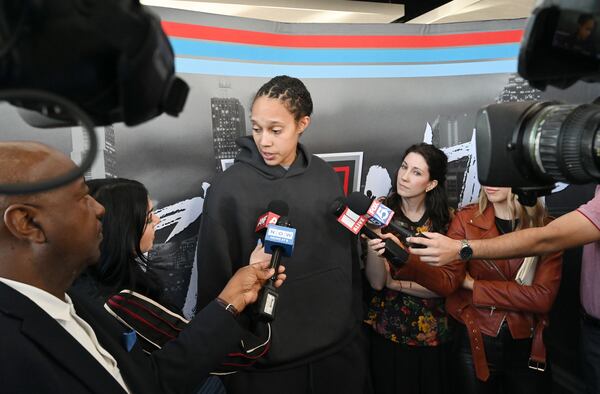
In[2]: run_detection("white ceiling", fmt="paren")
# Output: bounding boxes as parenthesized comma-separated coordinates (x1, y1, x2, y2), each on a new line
(141, 0, 537, 24)
(141, 0, 405, 23)
(408, 0, 537, 24)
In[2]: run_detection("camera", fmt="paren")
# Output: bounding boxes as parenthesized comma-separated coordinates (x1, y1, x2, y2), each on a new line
(0, 0, 189, 194)
(0, 0, 189, 127)
(476, 0, 600, 196)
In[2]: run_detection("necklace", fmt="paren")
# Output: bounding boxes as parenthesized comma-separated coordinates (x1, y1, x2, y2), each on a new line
(495, 217, 517, 235)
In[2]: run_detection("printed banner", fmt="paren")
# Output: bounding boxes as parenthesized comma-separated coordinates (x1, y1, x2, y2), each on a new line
(2, 8, 598, 315)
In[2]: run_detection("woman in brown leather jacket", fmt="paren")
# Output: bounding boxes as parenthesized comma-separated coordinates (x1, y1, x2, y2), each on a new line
(394, 186, 563, 393)
(446, 187, 563, 393)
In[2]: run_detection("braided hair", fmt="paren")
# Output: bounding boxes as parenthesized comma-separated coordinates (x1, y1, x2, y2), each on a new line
(253, 75, 313, 121)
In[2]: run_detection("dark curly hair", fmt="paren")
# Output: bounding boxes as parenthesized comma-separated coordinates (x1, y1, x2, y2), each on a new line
(385, 143, 451, 233)
(253, 75, 313, 121)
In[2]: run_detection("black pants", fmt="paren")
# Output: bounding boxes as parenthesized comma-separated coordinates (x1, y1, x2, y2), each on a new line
(223, 327, 370, 394)
(369, 328, 452, 394)
(455, 323, 551, 394)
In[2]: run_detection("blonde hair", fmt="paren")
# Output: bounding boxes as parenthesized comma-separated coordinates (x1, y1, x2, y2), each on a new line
(478, 189, 546, 230)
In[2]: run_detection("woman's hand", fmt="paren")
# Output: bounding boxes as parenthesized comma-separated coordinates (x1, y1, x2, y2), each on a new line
(248, 241, 286, 288)
(363, 236, 387, 256)
(380, 231, 403, 247)
(361, 229, 403, 257)
(462, 272, 475, 290)
(249, 241, 270, 265)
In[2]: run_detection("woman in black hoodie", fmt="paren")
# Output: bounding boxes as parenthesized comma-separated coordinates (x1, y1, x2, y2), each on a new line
(196, 75, 369, 393)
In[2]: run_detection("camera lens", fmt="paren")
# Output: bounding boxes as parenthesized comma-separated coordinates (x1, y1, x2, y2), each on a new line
(522, 102, 600, 183)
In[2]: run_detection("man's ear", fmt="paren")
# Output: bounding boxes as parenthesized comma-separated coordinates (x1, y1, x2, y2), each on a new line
(3, 205, 47, 243)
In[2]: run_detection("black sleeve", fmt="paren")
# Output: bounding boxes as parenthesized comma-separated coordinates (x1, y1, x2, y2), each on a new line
(150, 301, 242, 394)
(196, 211, 236, 311)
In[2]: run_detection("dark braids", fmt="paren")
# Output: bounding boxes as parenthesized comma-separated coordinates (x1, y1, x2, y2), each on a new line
(253, 75, 313, 121)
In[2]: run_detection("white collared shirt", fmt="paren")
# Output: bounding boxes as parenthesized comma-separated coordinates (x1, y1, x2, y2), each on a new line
(0, 277, 130, 393)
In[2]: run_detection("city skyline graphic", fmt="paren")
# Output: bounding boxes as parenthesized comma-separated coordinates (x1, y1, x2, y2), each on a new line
(211, 97, 246, 172)
(71, 125, 117, 180)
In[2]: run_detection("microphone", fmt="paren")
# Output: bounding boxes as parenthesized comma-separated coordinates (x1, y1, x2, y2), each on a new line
(264, 215, 295, 273)
(258, 205, 296, 321)
(330, 196, 368, 235)
(330, 197, 408, 268)
(346, 192, 428, 249)
(255, 200, 288, 241)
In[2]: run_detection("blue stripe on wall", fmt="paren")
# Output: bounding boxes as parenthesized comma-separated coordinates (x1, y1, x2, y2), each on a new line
(171, 39, 519, 64)
(175, 58, 517, 78)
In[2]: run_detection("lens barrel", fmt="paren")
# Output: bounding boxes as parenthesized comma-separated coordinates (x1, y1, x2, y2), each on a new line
(524, 103, 600, 183)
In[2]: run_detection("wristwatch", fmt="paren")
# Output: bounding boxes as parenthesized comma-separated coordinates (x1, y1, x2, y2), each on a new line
(459, 239, 473, 261)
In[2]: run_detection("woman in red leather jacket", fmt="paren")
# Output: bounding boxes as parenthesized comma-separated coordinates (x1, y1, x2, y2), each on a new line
(391, 186, 562, 393)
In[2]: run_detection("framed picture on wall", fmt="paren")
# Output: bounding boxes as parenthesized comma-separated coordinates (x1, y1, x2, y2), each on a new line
(221, 151, 363, 196)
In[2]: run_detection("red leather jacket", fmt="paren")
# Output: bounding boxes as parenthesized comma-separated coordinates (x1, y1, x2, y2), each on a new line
(392, 204, 563, 381)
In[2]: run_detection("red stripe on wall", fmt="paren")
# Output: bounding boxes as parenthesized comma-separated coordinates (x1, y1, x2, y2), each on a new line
(162, 21, 523, 48)
(334, 166, 351, 196)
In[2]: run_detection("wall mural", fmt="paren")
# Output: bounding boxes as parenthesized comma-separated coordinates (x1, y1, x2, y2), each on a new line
(2, 8, 598, 318)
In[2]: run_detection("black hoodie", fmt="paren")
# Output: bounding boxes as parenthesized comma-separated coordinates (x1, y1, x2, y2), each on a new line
(196, 136, 362, 369)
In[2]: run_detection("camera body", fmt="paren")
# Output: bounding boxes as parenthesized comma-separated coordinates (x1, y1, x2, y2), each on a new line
(0, 0, 189, 127)
(0, 0, 190, 194)
(476, 0, 600, 193)
(518, 0, 600, 90)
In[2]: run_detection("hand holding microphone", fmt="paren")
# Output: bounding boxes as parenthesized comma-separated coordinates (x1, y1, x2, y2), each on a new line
(256, 201, 296, 321)
(346, 192, 429, 249)
(254, 199, 292, 281)
(218, 260, 287, 315)
(330, 196, 408, 268)
(249, 241, 270, 265)
(364, 231, 402, 257)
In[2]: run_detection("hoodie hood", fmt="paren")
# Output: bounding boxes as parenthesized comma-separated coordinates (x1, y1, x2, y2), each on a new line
(234, 135, 311, 180)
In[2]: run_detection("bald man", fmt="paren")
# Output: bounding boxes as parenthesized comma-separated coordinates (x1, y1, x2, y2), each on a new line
(0, 142, 285, 394)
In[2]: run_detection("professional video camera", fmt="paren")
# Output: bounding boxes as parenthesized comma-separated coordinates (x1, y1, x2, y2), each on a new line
(0, 0, 189, 194)
(476, 0, 600, 202)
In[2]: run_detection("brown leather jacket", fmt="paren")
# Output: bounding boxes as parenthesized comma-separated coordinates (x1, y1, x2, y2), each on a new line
(392, 204, 563, 381)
